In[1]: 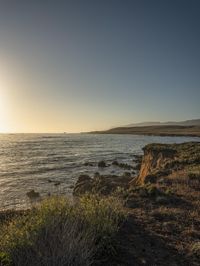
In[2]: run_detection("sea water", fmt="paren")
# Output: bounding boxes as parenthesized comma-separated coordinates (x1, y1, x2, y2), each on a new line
(0, 133, 199, 209)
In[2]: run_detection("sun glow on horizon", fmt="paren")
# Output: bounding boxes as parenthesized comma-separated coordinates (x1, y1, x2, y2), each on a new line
(0, 71, 10, 133)
(0, 93, 8, 132)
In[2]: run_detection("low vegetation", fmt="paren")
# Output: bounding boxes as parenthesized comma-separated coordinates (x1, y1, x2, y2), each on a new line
(0, 195, 125, 266)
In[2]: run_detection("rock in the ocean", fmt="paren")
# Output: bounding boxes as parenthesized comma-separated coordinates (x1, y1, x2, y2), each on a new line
(112, 160, 119, 166)
(26, 190, 40, 200)
(73, 175, 93, 196)
(77, 174, 91, 182)
(98, 160, 107, 168)
(73, 173, 132, 196)
(123, 172, 131, 177)
(54, 181, 61, 186)
(84, 162, 94, 166)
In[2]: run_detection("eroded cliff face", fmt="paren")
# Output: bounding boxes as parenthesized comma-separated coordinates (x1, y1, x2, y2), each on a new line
(73, 142, 200, 194)
(130, 144, 177, 185)
(130, 141, 200, 186)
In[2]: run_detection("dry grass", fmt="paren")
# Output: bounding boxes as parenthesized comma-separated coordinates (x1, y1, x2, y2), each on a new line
(0, 195, 125, 266)
(122, 167, 200, 265)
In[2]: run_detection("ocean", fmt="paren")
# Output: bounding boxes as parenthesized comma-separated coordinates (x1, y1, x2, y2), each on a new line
(0, 133, 199, 209)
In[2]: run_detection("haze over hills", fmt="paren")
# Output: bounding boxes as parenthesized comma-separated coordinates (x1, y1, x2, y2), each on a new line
(90, 119, 200, 137)
(124, 119, 200, 127)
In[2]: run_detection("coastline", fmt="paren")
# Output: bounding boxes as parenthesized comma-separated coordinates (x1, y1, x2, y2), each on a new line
(89, 125, 200, 137)
(1, 141, 200, 265)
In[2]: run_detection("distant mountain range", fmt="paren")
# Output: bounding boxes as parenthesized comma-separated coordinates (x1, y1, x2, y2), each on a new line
(89, 119, 200, 137)
(124, 119, 200, 127)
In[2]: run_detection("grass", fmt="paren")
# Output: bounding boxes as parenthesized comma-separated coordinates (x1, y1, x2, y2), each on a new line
(121, 168, 200, 264)
(0, 195, 125, 266)
(190, 242, 200, 257)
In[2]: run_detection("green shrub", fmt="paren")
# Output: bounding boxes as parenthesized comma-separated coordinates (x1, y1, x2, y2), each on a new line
(0, 252, 12, 266)
(165, 188, 174, 195)
(112, 187, 129, 199)
(0, 195, 125, 266)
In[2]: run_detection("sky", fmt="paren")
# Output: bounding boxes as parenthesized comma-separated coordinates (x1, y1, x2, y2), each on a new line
(0, 0, 199, 133)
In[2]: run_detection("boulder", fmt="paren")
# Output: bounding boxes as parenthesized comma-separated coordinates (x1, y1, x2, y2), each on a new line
(26, 190, 40, 200)
(73, 175, 92, 196)
(73, 173, 132, 196)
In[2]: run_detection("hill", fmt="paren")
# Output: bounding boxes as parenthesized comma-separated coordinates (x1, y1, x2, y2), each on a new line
(125, 119, 200, 127)
(90, 125, 200, 137)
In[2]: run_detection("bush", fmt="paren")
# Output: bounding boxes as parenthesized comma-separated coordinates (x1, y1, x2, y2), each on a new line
(112, 187, 129, 199)
(0, 252, 12, 266)
(190, 241, 200, 257)
(98, 161, 107, 168)
(0, 195, 125, 266)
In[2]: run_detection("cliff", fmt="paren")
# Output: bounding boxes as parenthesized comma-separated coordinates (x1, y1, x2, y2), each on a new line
(130, 141, 200, 185)
(72, 142, 200, 265)
(73, 142, 200, 195)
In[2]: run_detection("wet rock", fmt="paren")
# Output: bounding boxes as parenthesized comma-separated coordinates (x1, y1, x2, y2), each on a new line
(26, 190, 40, 200)
(123, 172, 131, 177)
(98, 160, 107, 168)
(54, 181, 61, 186)
(84, 162, 94, 166)
(118, 162, 134, 170)
(73, 173, 132, 196)
(132, 155, 143, 164)
(134, 163, 141, 171)
(77, 174, 91, 182)
(112, 160, 119, 166)
(73, 175, 93, 196)
(94, 172, 100, 177)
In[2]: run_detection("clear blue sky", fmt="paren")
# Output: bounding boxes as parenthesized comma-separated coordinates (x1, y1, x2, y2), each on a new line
(0, 0, 199, 132)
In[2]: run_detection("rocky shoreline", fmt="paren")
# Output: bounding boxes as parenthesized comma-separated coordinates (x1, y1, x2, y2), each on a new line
(73, 155, 142, 196)
(74, 141, 200, 196)
(72, 141, 200, 265)
(1, 141, 200, 265)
